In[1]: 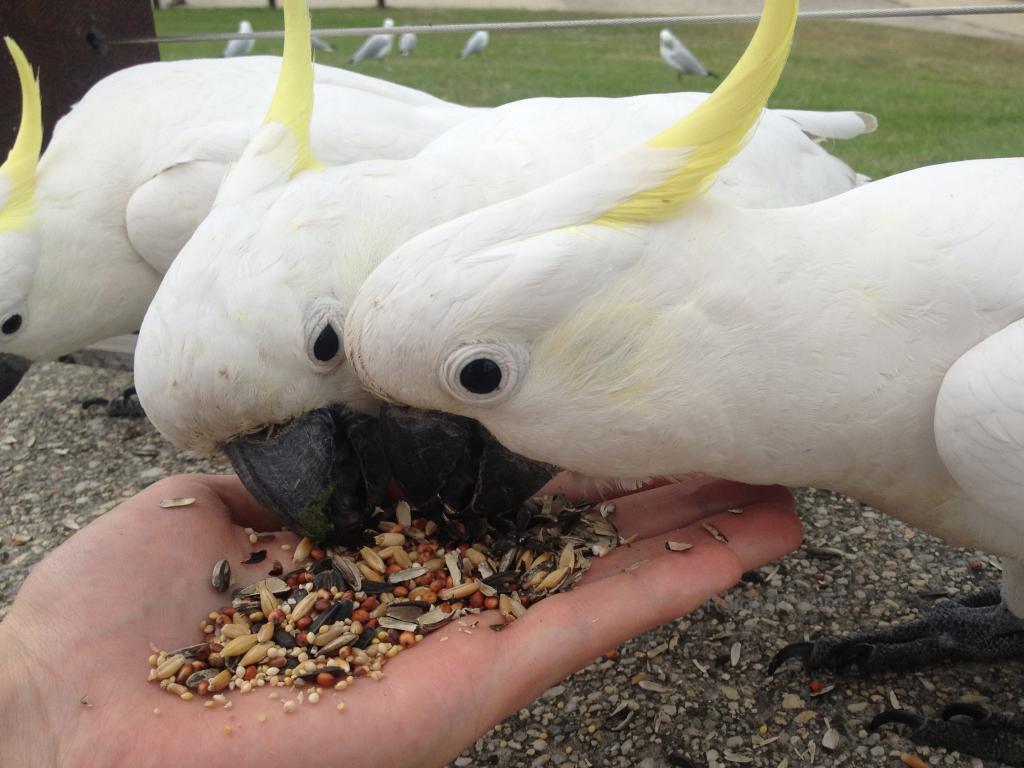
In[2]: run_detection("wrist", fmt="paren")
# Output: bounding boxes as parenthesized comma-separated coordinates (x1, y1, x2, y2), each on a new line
(0, 617, 58, 767)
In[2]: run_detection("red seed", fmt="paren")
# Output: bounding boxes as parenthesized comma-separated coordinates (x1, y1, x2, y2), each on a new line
(361, 597, 379, 612)
(316, 588, 331, 600)
(429, 579, 445, 593)
(969, 559, 984, 571)
(422, 591, 438, 605)
(809, 679, 823, 693)
(287, 576, 299, 588)
(439, 601, 451, 613)
(386, 563, 401, 575)
(416, 574, 433, 587)
(269, 657, 287, 669)
(388, 523, 404, 534)
(314, 599, 331, 613)
(412, 519, 427, 530)
(197, 681, 209, 696)
(268, 608, 286, 624)
(191, 660, 207, 671)
(399, 631, 416, 648)
(393, 586, 409, 598)
(243, 666, 257, 681)
(310, 548, 326, 561)
(316, 672, 336, 688)
(351, 609, 371, 624)
(296, 616, 312, 630)
(365, 619, 378, 629)
(483, 596, 499, 610)
(176, 663, 194, 684)
(468, 591, 484, 609)
(295, 631, 309, 646)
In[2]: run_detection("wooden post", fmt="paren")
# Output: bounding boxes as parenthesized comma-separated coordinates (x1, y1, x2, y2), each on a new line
(0, 1, 159, 153)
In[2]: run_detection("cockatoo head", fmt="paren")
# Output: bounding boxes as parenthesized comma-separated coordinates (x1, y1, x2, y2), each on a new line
(347, 0, 797, 474)
(0, 38, 43, 403)
(136, 0, 556, 542)
(659, 29, 675, 48)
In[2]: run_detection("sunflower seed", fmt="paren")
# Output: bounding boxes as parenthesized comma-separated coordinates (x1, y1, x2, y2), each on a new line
(386, 602, 429, 623)
(418, 607, 457, 632)
(211, 559, 231, 592)
(185, 668, 220, 689)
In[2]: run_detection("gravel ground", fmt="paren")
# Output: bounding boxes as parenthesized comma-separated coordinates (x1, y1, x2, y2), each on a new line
(1, 360, 1016, 768)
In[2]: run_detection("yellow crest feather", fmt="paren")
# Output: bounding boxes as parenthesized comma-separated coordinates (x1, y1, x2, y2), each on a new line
(263, 0, 322, 175)
(0, 37, 42, 233)
(596, 0, 797, 227)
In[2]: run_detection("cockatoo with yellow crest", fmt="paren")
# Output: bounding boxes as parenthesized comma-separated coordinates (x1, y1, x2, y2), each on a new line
(135, 1, 876, 550)
(0, 36, 474, 409)
(344, 0, 1024, 761)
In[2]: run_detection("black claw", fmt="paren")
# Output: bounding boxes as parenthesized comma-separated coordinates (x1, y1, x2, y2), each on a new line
(869, 709, 926, 732)
(767, 641, 814, 675)
(942, 702, 990, 723)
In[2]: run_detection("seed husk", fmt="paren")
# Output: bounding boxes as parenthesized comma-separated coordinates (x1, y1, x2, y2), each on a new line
(395, 501, 412, 527)
(186, 668, 220, 689)
(212, 559, 231, 592)
(290, 591, 318, 622)
(242, 550, 268, 565)
(445, 551, 463, 586)
(293, 537, 314, 564)
(701, 522, 729, 543)
(378, 616, 419, 632)
(219, 634, 258, 658)
(418, 607, 457, 632)
(159, 497, 196, 509)
(360, 546, 386, 573)
(258, 582, 278, 616)
(315, 633, 359, 657)
(156, 655, 186, 680)
(389, 566, 427, 584)
(665, 541, 694, 552)
(238, 642, 272, 667)
(387, 602, 430, 623)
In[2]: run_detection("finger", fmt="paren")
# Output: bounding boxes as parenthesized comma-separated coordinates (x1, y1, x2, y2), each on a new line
(610, 481, 792, 540)
(587, 500, 802, 581)
(538, 472, 714, 501)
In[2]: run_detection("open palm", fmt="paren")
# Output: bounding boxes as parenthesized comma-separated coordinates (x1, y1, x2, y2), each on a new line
(0, 473, 801, 768)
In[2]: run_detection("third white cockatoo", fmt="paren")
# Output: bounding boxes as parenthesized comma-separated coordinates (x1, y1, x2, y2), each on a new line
(345, 0, 1024, 761)
(349, 18, 394, 65)
(134, 0, 876, 546)
(0, 36, 474, 405)
(399, 32, 417, 57)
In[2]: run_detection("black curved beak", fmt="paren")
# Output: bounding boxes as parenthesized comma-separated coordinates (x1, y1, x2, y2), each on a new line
(226, 404, 559, 545)
(225, 405, 391, 545)
(0, 354, 30, 404)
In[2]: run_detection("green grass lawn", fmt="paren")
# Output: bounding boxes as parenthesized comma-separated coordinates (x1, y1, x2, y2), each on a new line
(155, 7, 1024, 179)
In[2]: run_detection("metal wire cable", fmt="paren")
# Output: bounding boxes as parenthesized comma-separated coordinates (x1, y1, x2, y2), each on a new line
(111, 4, 1024, 45)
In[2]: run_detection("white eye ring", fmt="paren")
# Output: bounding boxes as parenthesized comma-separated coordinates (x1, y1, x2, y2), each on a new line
(304, 297, 346, 372)
(440, 342, 527, 405)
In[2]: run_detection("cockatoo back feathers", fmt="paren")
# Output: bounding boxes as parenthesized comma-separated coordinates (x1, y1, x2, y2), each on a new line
(260, 0, 322, 177)
(0, 38, 42, 234)
(597, 0, 797, 228)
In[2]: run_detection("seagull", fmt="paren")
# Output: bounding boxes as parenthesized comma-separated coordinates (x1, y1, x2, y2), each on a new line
(349, 18, 394, 65)
(659, 29, 716, 80)
(399, 32, 416, 57)
(311, 34, 334, 52)
(459, 30, 489, 60)
(223, 20, 256, 58)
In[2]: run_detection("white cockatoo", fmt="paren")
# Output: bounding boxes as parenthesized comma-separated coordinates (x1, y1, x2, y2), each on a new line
(0, 38, 41, 401)
(0, 36, 476, 404)
(459, 30, 489, 60)
(659, 28, 716, 80)
(134, 0, 875, 545)
(223, 20, 256, 58)
(346, 0, 1024, 760)
(349, 18, 394, 65)
(399, 32, 417, 57)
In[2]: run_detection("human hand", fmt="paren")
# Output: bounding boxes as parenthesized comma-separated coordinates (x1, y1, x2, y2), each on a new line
(0, 473, 801, 768)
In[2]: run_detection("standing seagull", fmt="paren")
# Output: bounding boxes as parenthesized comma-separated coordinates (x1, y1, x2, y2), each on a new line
(459, 30, 489, 60)
(223, 20, 256, 58)
(399, 32, 416, 57)
(659, 28, 716, 80)
(349, 18, 394, 65)
(311, 34, 335, 52)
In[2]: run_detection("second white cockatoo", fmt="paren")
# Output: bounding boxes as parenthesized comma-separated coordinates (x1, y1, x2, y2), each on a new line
(349, 18, 394, 65)
(459, 30, 489, 60)
(135, 0, 875, 544)
(223, 20, 256, 58)
(345, 0, 1024, 761)
(0, 38, 475, 406)
(659, 28, 717, 80)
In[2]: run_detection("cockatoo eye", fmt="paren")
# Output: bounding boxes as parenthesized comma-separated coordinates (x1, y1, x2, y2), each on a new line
(304, 298, 346, 371)
(441, 342, 527, 405)
(1, 313, 23, 336)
